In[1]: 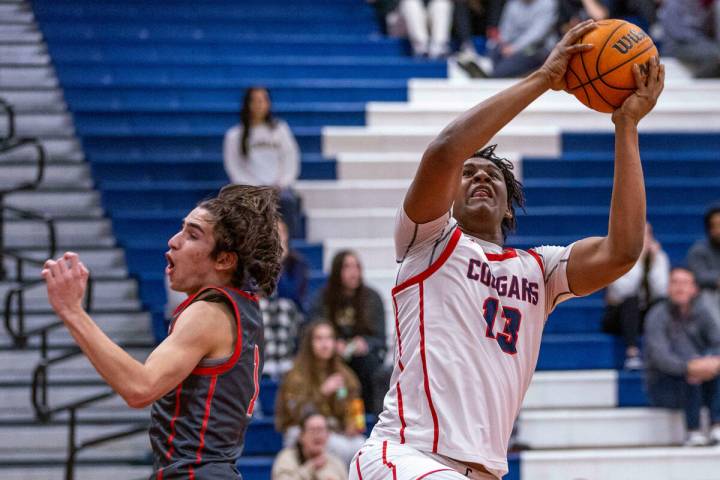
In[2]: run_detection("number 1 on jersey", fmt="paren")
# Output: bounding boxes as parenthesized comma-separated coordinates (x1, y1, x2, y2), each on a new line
(482, 297, 522, 355)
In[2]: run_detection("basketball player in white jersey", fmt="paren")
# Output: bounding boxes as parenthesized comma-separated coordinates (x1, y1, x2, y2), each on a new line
(350, 20, 665, 480)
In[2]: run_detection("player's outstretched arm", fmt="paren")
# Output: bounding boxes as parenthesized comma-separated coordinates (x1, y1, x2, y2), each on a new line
(567, 57, 665, 296)
(42, 252, 224, 408)
(404, 20, 597, 223)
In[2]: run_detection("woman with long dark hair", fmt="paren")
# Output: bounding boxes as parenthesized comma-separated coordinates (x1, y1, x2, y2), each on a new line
(275, 320, 366, 465)
(309, 251, 387, 415)
(223, 86, 301, 236)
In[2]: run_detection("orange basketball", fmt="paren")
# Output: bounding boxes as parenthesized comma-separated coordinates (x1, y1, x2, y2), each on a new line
(566, 19, 658, 113)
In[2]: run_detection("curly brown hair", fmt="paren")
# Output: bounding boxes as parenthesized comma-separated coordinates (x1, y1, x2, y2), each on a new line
(198, 184, 282, 296)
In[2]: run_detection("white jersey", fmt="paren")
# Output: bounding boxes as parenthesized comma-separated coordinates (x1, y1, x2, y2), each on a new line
(370, 208, 577, 478)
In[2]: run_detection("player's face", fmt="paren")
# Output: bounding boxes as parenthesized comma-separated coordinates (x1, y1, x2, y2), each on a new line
(165, 208, 220, 294)
(708, 213, 720, 244)
(668, 269, 698, 307)
(312, 324, 336, 361)
(299, 414, 329, 457)
(340, 254, 362, 291)
(454, 158, 510, 232)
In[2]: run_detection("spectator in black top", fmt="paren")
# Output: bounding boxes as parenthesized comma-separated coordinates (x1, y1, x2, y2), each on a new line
(557, 0, 608, 35)
(688, 203, 720, 326)
(310, 251, 387, 414)
(277, 218, 310, 312)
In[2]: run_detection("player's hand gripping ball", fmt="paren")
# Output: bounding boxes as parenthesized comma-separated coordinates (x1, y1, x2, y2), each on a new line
(565, 19, 658, 113)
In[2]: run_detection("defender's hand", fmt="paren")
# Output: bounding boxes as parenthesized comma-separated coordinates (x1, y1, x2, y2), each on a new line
(539, 19, 597, 91)
(42, 252, 89, 317)
(612, 56, 665, 125)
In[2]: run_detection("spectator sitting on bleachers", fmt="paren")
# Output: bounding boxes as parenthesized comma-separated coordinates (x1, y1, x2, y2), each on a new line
(644, 267, 720, 447)
(557, 0, 608, 35)
(658, 0, 720, 78)
(275, 320, 366, 465)
(276, 218, 310, 313)
(400, 0, 454, 58)
(223, 86, 302, 236)
(610, 0, 661, 38)
(309, 251, 388, 415)
(688, 203, 720, 326)
(271, 412, 348, 480)
(603, 223, 669, 370)
(453, 0, 506, 78)
(480, 0, 559, 78)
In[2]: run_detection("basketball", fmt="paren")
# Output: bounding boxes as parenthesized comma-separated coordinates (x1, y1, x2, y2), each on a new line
(566, 19, 658, 113)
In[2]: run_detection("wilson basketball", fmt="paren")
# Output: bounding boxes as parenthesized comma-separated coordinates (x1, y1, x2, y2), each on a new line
(566, 19, 658, 113)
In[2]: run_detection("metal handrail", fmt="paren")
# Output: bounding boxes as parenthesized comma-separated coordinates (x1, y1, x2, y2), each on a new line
(0, 97, 16, 141)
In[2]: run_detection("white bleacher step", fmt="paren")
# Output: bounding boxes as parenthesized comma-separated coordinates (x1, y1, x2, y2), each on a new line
(409, 76, 720, 104)
(518, 408, 685, 449)
(0, 137, 83, 162)
(0, 45, 48, 65)
(366, 102, 720, 132)
(305, 208, 395, 242)
(297, 180, 407, 210)
(4, 190, 102, 216)
(3, 248, 127, 279)
(523, 370, 616, 409)
(324, 238, 395, 271)
(0, 162, 92, 189)
(0, 31, 41, 43)
(0, 5, 32, 24)
(0, 310, 151, 345)
(4, 218, 113, 247)
(0, 422, 151, 457)
(0, 384, 147, 417)
(2, 465, 153, 480)
(522, 445, 720, 480)
(0, 66, 57, 88)
(335, 152, 521, 181)
(323, 126, 560, 157)
(0, 112, 74, 137)
(0, 346, 152, 380)
(0, 88, 65, 111)
(0, 277, 139, 305)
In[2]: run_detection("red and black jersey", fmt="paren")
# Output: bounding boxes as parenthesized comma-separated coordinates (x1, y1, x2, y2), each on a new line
(149, 286, 263, 479)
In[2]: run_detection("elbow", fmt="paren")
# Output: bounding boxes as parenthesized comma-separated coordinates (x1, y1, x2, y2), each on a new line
(122, 386, 155, 409)
(423, 135, 457, 167)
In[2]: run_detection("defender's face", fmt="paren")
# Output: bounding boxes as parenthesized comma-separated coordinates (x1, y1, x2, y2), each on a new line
(166, 207, 218, 294)
(453, 158, 510, 230)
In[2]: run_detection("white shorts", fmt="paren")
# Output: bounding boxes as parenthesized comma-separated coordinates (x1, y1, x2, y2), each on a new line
(349, 439, 498, 480)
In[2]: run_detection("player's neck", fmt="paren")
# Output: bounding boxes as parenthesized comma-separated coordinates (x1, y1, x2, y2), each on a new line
(458, 224, 504, 248)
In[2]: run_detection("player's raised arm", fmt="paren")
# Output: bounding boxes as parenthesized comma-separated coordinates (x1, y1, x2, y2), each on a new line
(404, 20, 597, 224)
(42, 252, 224, 408)
(567, 57, 665, 296)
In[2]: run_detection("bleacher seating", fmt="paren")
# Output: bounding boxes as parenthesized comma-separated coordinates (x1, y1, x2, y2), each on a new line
(3, 0, 719, 478)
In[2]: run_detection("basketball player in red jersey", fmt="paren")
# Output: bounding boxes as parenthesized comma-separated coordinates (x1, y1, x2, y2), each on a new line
(351, 20, 665, 479)
(42, 185, 281, 479)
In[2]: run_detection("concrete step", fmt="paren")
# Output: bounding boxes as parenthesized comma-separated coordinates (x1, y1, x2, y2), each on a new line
(323, 237, 394, 271)
(336, 152, 422, 180)
(0, 344, 152, 380)
(408, 77, 720, 104)
(0, 66, 57, 88)
(366, 102, 720, 132)
(0, 3, 32, 24)
(0, 137, 83, 162)
(522, 445, 720, 480)
(0, 112, 74, 137)
(305, 207, 395, 242)
(0, 87, 65, 111)
(523, 370, 616, 410)
(518, 408, 685, 449)
(323, 126, 559, 157)
(0, 162, 92, 189)
(4, 189, 102, 216)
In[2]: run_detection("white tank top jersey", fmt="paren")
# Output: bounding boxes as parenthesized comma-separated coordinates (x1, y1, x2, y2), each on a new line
(369, 207, 578, 478)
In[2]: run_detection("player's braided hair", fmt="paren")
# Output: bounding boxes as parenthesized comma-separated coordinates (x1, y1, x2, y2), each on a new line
(470, 144, 525, 240)
(198, 185, 282, 296)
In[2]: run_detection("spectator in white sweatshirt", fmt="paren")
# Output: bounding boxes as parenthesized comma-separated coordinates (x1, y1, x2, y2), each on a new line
(603, 223, 670, 370)
(223, 86, 302, 236)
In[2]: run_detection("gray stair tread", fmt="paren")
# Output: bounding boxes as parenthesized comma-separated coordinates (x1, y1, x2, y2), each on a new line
(0, 138, 82, 161)
(0, 88, 65, 110)
(0, 112, 74, 136)
(4, 189, 101, 215)
(0, 163, 91, 188)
